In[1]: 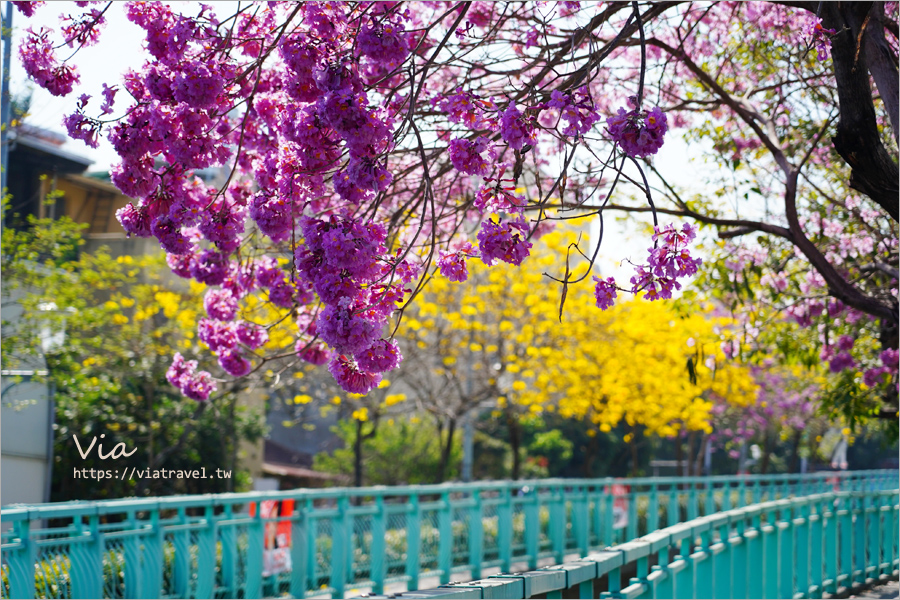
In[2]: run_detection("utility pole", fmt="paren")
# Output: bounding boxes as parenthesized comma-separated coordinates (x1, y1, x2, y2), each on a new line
(1, 2, 13, 209)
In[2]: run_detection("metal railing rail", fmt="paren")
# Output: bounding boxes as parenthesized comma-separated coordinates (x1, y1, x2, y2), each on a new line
(1, 470, 897, 599)
(385, 489, 899, 600)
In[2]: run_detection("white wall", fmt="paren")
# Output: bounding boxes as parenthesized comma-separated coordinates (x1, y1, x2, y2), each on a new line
(1, 379, 52, 506)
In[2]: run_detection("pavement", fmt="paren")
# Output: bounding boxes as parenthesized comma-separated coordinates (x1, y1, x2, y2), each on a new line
(849, 579, 900, 599)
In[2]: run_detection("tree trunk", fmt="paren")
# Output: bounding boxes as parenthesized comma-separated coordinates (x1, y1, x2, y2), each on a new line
(436, 417, 456, 483)
(354, 419, 364, 488)
(686, 431, 697, 477)
(583, 430, 599, 477)
(675, 435, 684, 484)
(822, 2, 900, 222)
(508, 412, 521, 481)
(629, 427, 639, 477)
(863, 2, 899, 143)
(759, 432, 772, 475)
(693, 434, 708, 478)
(788, 430, 802, 474)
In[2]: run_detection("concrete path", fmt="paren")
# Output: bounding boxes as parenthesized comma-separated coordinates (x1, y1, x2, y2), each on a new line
(849, 579, 899, 599)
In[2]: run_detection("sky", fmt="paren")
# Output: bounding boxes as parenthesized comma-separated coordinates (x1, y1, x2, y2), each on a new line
(3, 0, 704, 283)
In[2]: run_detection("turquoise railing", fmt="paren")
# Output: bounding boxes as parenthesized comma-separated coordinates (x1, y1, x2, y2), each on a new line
(387, 489, 899, 599)
(1, 470, 897, 599)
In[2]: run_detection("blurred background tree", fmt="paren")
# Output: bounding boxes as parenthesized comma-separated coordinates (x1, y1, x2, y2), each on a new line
(2, 211, 266, 499)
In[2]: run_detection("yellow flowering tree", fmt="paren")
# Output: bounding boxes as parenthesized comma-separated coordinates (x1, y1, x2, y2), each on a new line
(396, 230, 758, 477)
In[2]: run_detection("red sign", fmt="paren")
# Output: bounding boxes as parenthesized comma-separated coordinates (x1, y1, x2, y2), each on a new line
(606, 482, 630, 530)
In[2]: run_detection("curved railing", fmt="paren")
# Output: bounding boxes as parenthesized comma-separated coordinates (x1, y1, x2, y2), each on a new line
(386, 489, 899, 599)
(1, 470, 897, 599)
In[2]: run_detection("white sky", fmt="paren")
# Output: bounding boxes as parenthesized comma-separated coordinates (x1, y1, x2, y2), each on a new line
(3, 0, 704, 282)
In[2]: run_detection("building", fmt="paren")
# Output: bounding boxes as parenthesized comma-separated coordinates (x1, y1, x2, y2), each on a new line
(1, 125, 269, 506)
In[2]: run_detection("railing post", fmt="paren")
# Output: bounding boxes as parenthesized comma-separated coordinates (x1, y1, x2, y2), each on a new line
(869, 494, 882, 579)
(854, 494, 866, 586)
(607, 565, 621, 597)
(498, 486, 513, 572)
(688, 480, 699, 521)
(705, 481, 715, 516)
(406, 492, 422, 591)
(648, 484, 659, 533)
(330, 495, 349, 598)
(733, 513, 748, 599)
(220, 505, 238, 597)
(839, 499, 853, 589)
(525, 487, 539, 569)
(123, 511, 143, 599)
(438, 491, 452, 585)
(809, 499, 824, 599)
(550, 486, 566, 563)
(796, 502, 810, 599)
(626, 487, 638, 541)
(245, 500, 265, 599)
(746, 521, 764, 599)
(892, 493, 899, 573)
(6, 518, 35, 600)
(667, 483, 679, 528)
(70, 514, 103, 599)
(695, 530, 713, 599)
(881, 493, 895, 577)
(824, 496, 838, 596)
(572, 486, 589, 557)
(371, 495, 386, 593)
(778, 504, 794, 599)
(469, 489, 484, 580)
(674, 537, 692, 598)
(307, 509, 319, 595)
(195, 505, 216, 599)
(171, 509, 191, 598)
(291, 499, 309, 599)
(763, 509, 779, 599)
(653, 543, 672, 598)
(593, 485, 604, 549)
(604, 488, 616, 545)
(143, 508, 163, 599)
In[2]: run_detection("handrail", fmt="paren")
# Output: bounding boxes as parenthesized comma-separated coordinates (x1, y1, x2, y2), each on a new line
(1, 470, 897, 599)
(378, 489, 900, 599)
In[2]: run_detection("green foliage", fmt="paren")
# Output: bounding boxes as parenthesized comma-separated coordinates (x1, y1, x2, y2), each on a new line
(313, 416, 462, 485)
(1, 213, 265, 499)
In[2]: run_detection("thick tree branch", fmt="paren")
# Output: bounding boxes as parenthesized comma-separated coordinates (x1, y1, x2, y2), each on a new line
(864, 2, 900, 143)
(782, 170, 896, 323)
(821, 2, 899, 221)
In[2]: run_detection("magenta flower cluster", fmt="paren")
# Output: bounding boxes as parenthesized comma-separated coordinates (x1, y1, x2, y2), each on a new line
(593, 223, 702, 310)
(449, 137, 493, 177)
(19, 27, 79, 96)
(547, 88, 600, 137)
(437, 242, 475, 282)
(17, 2, 682, 400)
(477, 217, 533, 267)
(607, 104, 668, 158)
(292, 214, 405, 394)
(166, 352, 217, 401)
(499, 104, 536, 150)
(804, 18, 837, 61)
